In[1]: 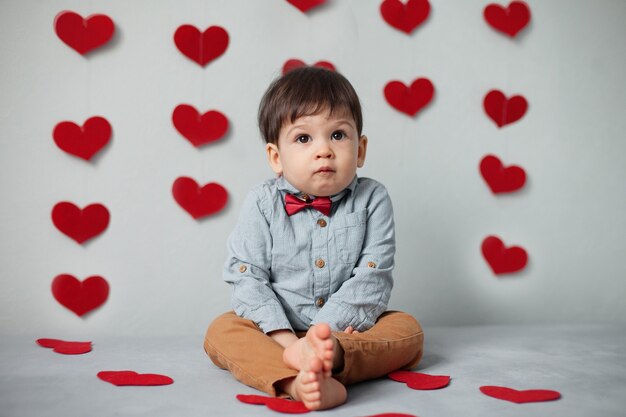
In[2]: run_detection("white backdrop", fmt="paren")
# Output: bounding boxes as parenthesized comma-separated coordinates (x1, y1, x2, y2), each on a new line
(1, 0, 625, 337)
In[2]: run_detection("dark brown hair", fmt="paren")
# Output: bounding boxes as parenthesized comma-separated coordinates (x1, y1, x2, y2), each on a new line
(258, 67, 363, 144)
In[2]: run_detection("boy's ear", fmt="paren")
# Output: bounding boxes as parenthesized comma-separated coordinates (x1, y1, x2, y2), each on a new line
(357, 135, 368, 168)
(266, 143, 283, 175)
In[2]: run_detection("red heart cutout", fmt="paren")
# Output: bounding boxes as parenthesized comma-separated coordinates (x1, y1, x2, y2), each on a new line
(237, 394, 310, 414)
(483, 90, 528, 128)
(36, 338, 92, 355)
(53, 116, 111, 161)
(480, 155, 526, 194)
(481, 236, 528, 275)
(484, 1, 531, 38)
(52, 274, 109, 316)
(384, 78, 434, 117)
(172, 105, 228, 147)
(480, 385, 561, 403)
(282, 59, 336, 75)
(172, 177, 228, 219)
(51, 202, 110, 244)
(174, 25, 229, 67)
(98, 371, 174, 386)
(54, 11, 115, 55)
(380, 0, 431, 34)
(388, 370, 450, 390)
(286, 0, 326, 13)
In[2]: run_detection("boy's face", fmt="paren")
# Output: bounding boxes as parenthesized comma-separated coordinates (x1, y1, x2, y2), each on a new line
(266, 108, 367, 197)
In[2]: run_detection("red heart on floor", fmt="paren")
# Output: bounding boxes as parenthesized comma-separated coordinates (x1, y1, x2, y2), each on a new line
(174, 25, 229, 67)
(282, 59, 336, 74)
(483, 90, 528, 128)
(388, 370, 450, 390)
(51, 202, 110, 244)
(53, 116, 112, 161)
(172, 177, 228, 219)
(384, 78, 434, 117)
(98, 371, 174, 386)
(286, 0, 326, 13)
(481, 236, 528, 275)
(36, 338, 92, 355)
(480, 155, 526, 194)
(380, 0, 430, 34)
(52, 274, 109, 317)
(484, 1, 531, 38)
(237, 394, 310, 414)
(54, 11, 114, 55)
(172, 105, 228, 147)
(480, 385, 561, 403)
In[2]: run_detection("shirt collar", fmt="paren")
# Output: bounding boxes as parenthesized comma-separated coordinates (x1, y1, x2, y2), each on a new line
(276, 175, 357, 203)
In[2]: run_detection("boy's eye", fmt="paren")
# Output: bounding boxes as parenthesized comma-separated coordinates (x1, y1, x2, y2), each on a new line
(331, 131, 345, 140)
(296, 135, 311, 144)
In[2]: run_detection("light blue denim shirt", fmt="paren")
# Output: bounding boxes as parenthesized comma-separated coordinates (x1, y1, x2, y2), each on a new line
(223, 175, 395, 333)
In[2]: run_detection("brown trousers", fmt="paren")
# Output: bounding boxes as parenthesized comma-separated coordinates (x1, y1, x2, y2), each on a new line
(204, 311, 424, 396)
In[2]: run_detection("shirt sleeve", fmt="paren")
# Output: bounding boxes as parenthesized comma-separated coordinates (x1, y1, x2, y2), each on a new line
(311, 183, 395, 332)
(223, 189, 294, 334)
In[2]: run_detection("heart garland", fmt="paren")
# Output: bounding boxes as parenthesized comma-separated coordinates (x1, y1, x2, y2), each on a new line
(282, 59, 336, 74)
(54, 11, 115, 55)
(384, 78, 435, 117)
(480, 385, 561, 403)
(286, 0, 326, 13)
(36, 338, 92, 355)
(481, 235, 528, 275)
(484, 1, 531, 38)
(98, 371, 174, 386)
(172, 177, 228, 219)
(51, 202, 110, 244)
(380, 0, 431, 34)
(174, 25, 229, 67)
(479, 155, 526, 194)
(236, 394, 310, 414)
(483, 90, 528, 128)
(388, 370, 451, 390)
(51, 274, 110, 317)
(53, 116, 112, 161)
(172, 105, 229, 147)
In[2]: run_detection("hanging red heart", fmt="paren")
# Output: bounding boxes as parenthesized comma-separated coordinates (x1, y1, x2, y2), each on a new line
(237, 394, 310, 414)
(481, 236, 528, 275)
(480, 385, 561, 403)
(484, 2, 531, 38)
(36, 338, 92, 355)
(282, 59, 336, 75)
(479, 155, 526, 194)
(51, 274, 109, 317)
(174, 25, 229, 67)
(98, 371, 174, 386)
(172, 105, 228, 147)
(53, 116, 112, 161)
(172, 177, 228, 219)
(380, 0, 431, 34)
(388, 370, 450, 390)
(286, 0, 326, 13)
(483, 90, 528, 128)
(51, 202, 110, 244)
(384, 78, 434, 117)
(54, 11, 115, 55)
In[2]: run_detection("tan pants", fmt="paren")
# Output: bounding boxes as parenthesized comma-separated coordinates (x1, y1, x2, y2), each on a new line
(204, 311, 424, 396)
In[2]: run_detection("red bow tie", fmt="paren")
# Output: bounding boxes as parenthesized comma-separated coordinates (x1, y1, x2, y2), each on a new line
(284, 194, 332, 216)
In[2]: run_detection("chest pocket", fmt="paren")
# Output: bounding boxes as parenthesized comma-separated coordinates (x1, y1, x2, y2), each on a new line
(332, 209, 367, 264)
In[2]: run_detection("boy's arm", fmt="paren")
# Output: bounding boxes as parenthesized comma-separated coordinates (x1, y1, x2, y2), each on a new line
(311, 184, 395, 332)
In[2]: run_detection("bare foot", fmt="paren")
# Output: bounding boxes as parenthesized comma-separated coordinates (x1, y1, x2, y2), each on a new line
(283, 324, 341, 377)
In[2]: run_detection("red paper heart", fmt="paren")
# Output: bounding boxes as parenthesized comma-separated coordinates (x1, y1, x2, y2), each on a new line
(172, 105, 228, 147)
(286, 0, 326, 13)
(36, 338, 92, 355)
(480, 155, 526, 194)
(480, 385, 561, 403)
(237, 394, 310, 414)
(51, 202, 110, 244)
(388, 370, 450, 390)
(54, 11, 114, 55)
(481, 236, 528, 275)
(51, 274, 109, 317)
(174, 25, 229, 67)
(172, 177, 228, 219)
(98, 371, 174, 386)
(53, 116, 111, 161)
(380, 0, 431, 34)
(483, 90, 528, 128)
(484, 1, 531, 38)
(384, 78, 434, 117)
(282, 59, 336, 75)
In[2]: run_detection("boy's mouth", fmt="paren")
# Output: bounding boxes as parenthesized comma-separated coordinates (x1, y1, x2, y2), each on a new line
(315, 167, 335, 174)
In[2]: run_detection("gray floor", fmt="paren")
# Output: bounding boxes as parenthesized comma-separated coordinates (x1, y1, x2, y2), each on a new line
(1, 325, 625, 417)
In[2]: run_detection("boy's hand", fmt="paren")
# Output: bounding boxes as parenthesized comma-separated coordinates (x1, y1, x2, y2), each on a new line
(344, 326, 359, 334)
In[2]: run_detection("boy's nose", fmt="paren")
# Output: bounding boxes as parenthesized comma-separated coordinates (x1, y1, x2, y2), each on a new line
(315, 140, 333, 159)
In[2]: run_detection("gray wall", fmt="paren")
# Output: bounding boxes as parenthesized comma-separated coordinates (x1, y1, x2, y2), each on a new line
(1, 0, 625, 337)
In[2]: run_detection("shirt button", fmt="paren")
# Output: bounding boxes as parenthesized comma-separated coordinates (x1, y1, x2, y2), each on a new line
(317, 219, 327, 227)
(316, 297, 325, 307)
(315, 258, 325, 268)
(239, 265, 247, 273)
(367, 261, 377, 268)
